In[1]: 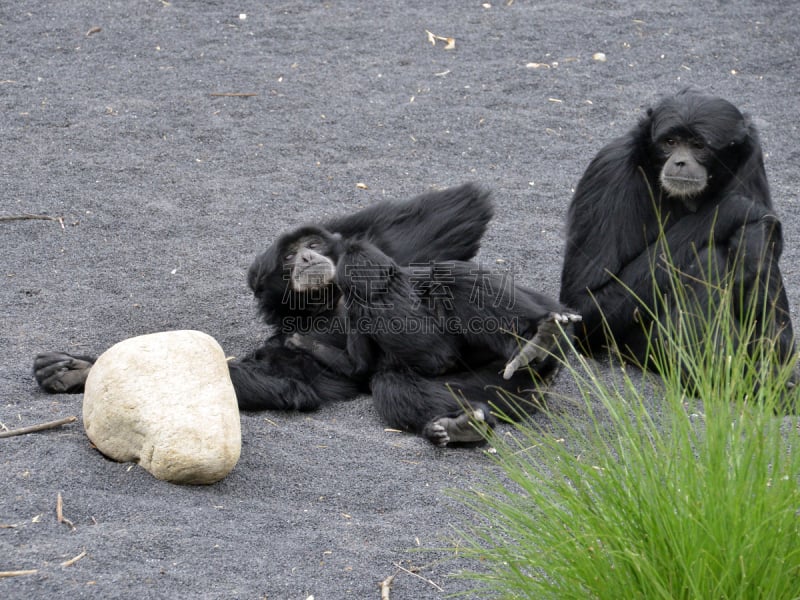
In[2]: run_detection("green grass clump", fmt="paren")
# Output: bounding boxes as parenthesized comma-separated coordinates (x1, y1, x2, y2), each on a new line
(453, 255, 800, 599)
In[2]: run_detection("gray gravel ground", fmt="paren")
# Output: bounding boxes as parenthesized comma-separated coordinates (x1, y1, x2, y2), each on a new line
(2, 1, 798, 598)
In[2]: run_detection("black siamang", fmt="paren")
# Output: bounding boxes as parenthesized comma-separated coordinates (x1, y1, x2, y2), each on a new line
(560, 88, 795, 380)
(34, 183, 494, 411)
(287, 237, 578, 445)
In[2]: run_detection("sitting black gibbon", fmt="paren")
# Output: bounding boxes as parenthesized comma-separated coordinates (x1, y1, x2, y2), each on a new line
(34, 183, 494, 412)
(559, 88, 796, 384)
(286, 237, 579, 446)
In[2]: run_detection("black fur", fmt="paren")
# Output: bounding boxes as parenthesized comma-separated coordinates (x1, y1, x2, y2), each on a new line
(560, 88, 795, 373)
(34, 183, 496, 414)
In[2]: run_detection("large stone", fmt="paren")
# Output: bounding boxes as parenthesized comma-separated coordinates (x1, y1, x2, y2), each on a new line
(83, 330, 241, 484)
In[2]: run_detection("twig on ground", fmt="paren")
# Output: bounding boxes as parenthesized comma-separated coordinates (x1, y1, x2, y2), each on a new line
(61, 550, 87, 567)
(424, 29, 455, 50)
(379, 573, 395, 599)
(56, 492, 76, 531)
(0, 213, 65, 229)
(392, 562, 444, 592)
(0, 569, 38, 577)
(0, 416, 77, 439)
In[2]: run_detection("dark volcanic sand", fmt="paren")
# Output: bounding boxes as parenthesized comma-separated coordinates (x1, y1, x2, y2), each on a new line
(2, 1, 798, 598)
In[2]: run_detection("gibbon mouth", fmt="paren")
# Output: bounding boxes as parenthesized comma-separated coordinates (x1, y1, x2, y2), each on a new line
(662, 176, 707, 197)
(293, 262, 335, 288)
(664, 176, 705, 184)
(295, 261, 331, 275)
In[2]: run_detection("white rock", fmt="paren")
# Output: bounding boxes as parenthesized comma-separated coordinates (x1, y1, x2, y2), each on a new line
(83, 330, 241, 485)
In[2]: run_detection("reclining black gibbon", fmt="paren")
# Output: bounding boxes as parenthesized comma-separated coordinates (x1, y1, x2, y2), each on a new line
(35, 183, 574, 445)
(559, 88, 796, 388)
(285, 236, 579, 446)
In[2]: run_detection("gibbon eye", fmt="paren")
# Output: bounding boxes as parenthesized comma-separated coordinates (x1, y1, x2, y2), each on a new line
(284, 252, 295, 262)
(308, 241, 320, 250)
(664, 138, 677, 148)
(692, 139, 705, 150)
